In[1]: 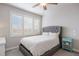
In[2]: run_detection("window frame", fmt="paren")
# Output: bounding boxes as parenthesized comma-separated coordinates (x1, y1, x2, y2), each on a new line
(10, 12, 42, 37)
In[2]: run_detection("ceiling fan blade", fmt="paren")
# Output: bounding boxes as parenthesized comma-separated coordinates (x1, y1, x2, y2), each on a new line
(32, 3, 40, 7)
(43, 5, 47, 10)
(48, 3, 58, 5)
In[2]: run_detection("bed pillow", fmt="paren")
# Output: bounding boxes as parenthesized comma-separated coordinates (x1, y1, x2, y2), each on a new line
(48, 32, 59, 36)
(42, 32, 49, 35)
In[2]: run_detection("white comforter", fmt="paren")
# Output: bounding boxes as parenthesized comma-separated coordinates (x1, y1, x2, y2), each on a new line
(20, 35, 59, 56)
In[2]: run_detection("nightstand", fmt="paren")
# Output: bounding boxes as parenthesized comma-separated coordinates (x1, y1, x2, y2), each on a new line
(0, 37, 6, 56)
(62, 37, 73, 51)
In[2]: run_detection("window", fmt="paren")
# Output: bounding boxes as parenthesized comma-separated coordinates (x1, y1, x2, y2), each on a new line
(33, 15, 41, 34)
(10, 13, 42, 37)
(10, 14, 23, 36)
(24, 15, 41, 35)
(24, 15, 34, 35)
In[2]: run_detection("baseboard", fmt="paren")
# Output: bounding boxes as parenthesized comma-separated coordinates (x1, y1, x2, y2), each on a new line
(5, 46, 79, 54)
(73, 49, 79, 53)
(6, 46, 19, 52)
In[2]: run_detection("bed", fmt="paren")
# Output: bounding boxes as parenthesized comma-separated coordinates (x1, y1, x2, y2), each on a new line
(19, 26, 62, 56)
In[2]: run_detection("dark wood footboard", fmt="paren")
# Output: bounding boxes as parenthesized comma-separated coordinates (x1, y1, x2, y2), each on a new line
(19, 44, 33, 56)
(41, 44, 60, 56)
(19, 44, 60, 56)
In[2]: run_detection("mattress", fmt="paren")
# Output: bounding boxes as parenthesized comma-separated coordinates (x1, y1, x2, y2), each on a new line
(20, 35, 59, 56)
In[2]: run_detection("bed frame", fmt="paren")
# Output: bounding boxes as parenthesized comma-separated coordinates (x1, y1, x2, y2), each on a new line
(19, 26, 62, 56)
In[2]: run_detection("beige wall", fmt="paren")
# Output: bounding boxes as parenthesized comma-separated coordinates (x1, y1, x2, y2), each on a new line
(42, 3, 79, 51)
(0, 3, 79, 51)
(0, 4, 42, 50)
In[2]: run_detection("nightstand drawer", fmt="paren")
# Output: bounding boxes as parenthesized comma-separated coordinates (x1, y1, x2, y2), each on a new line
(62, 37, 72, 42)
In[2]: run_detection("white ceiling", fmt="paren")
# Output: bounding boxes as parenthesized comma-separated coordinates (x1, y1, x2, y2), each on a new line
(8, 3, 46, 15)
(7, 3, 60, 15)
(7, 3, 79, 15)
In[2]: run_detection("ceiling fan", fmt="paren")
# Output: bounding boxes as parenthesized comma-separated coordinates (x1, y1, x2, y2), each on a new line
(32, 3, 58, 10)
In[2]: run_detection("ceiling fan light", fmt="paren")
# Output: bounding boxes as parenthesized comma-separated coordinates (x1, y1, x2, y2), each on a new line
(40, 3, 47, 6)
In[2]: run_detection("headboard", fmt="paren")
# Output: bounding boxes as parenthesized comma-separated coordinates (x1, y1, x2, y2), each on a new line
(43, 26, 60, 33)
(43, 26, 62, 48)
